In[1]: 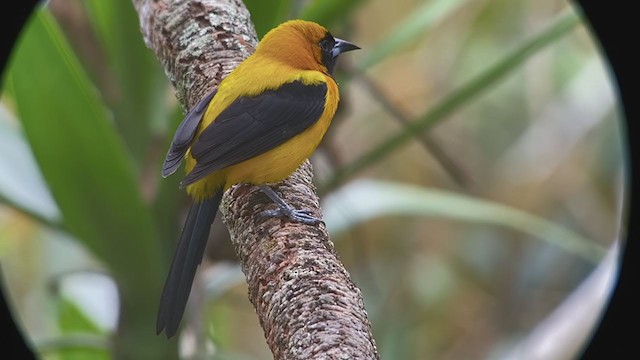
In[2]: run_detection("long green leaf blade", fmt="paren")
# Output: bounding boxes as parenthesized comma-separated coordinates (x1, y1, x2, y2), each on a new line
(323, 180, 606, 263)
(6, 13, 170, 356)
(83, 0, 168, 166)
(8, 9, 163, 282)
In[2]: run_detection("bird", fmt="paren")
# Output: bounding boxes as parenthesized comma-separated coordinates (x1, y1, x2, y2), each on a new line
(156, 19, 359, 338)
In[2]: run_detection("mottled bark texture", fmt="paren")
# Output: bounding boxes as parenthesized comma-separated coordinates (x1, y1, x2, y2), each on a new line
(131, 1, 379, 358)
(223, 163, 380, 359)
(132, 0, 257, 109)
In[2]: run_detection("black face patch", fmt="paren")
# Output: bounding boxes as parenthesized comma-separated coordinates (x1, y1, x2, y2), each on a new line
(319, 32, 337, 74)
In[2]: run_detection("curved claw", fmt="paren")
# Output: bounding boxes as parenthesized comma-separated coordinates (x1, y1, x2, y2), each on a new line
(260, 208, 324, 226)
(258, 185, 325, 226)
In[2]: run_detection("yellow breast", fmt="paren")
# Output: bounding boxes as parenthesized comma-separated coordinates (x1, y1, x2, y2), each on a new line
(184, 58, 339, 201)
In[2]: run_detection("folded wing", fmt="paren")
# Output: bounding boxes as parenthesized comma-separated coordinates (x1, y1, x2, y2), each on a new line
(181, 80, 327, 187)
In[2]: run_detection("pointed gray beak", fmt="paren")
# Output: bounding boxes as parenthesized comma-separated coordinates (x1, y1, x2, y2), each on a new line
(331, 37, 360, 58)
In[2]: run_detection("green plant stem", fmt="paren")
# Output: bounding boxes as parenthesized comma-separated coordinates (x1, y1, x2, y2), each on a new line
(321, 10, 581, 191)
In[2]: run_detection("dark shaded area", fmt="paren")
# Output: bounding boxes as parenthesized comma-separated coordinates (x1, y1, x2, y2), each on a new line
(0, 267, 36, 360)
(0, 1, 39, 358)
(573, 1, 636, 359)
(0, 1, 39, 82)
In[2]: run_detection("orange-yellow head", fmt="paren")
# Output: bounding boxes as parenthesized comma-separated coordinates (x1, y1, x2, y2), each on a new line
(255, 20, 359, 75)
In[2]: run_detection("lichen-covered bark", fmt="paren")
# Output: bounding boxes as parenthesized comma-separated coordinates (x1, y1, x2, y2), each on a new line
(132, 0, 256, 108)
(131, 1, 379, 358)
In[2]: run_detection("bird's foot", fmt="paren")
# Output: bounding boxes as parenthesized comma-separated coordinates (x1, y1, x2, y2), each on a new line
(260, 207, 324, 226)
(258, 185, 324, 225)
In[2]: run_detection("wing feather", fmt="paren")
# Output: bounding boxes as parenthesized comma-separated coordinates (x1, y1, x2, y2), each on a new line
(162, 89, 217, 177)
(180, 80, 327, 187)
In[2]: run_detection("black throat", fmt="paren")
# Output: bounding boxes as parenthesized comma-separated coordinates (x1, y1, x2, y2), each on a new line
(319, 33, 337, 75)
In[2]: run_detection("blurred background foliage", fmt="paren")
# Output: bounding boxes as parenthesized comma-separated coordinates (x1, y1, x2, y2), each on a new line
(0, 0, 624, 359)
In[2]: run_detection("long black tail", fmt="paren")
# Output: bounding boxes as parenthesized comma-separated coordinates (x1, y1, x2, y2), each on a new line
(156, 192, 223, 338)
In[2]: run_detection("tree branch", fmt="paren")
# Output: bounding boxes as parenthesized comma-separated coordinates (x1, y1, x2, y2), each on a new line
(132, 0, 257, 108)
(224, 162, 380, 359)
(131, 0, 379, 358)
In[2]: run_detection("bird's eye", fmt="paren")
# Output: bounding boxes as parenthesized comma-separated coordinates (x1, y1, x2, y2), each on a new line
(319, 37, 334, 53)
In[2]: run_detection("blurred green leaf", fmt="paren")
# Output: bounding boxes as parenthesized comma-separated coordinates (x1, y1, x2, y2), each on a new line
(358, 0, 468, 70)
(152, 103, 190, 258)
(300, 0, 364, 27)
(244, 0, 292, 38)
(83, 0, 168, 166)
(0, 105, 60, 224)
(37, 335, 109, 360)
(53, 297, 108, 360)
(58, 298, 104, 335)
(7, 8, 163, 287)
(7, 9, 170, 357)
(323, 10, 581, 190)
(323, 180, 606, 263)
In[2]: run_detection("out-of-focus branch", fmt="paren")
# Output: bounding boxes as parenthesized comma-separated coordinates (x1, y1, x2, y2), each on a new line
(130, 0, 379, 358)
(349, 65, 472, 188)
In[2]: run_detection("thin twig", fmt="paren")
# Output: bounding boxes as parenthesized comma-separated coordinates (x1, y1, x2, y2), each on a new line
(349, 64, 471, 188)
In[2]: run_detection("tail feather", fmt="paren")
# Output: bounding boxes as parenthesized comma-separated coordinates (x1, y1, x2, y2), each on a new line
(156, 192, 223, 338)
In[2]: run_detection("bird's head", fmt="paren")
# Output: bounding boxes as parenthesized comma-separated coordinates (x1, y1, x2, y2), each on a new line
(257, 20, 360, 75)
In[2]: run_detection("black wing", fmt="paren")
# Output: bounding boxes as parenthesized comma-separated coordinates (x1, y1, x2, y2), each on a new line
(180, 80, 327, 187)
(162, 89, 218, 177)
